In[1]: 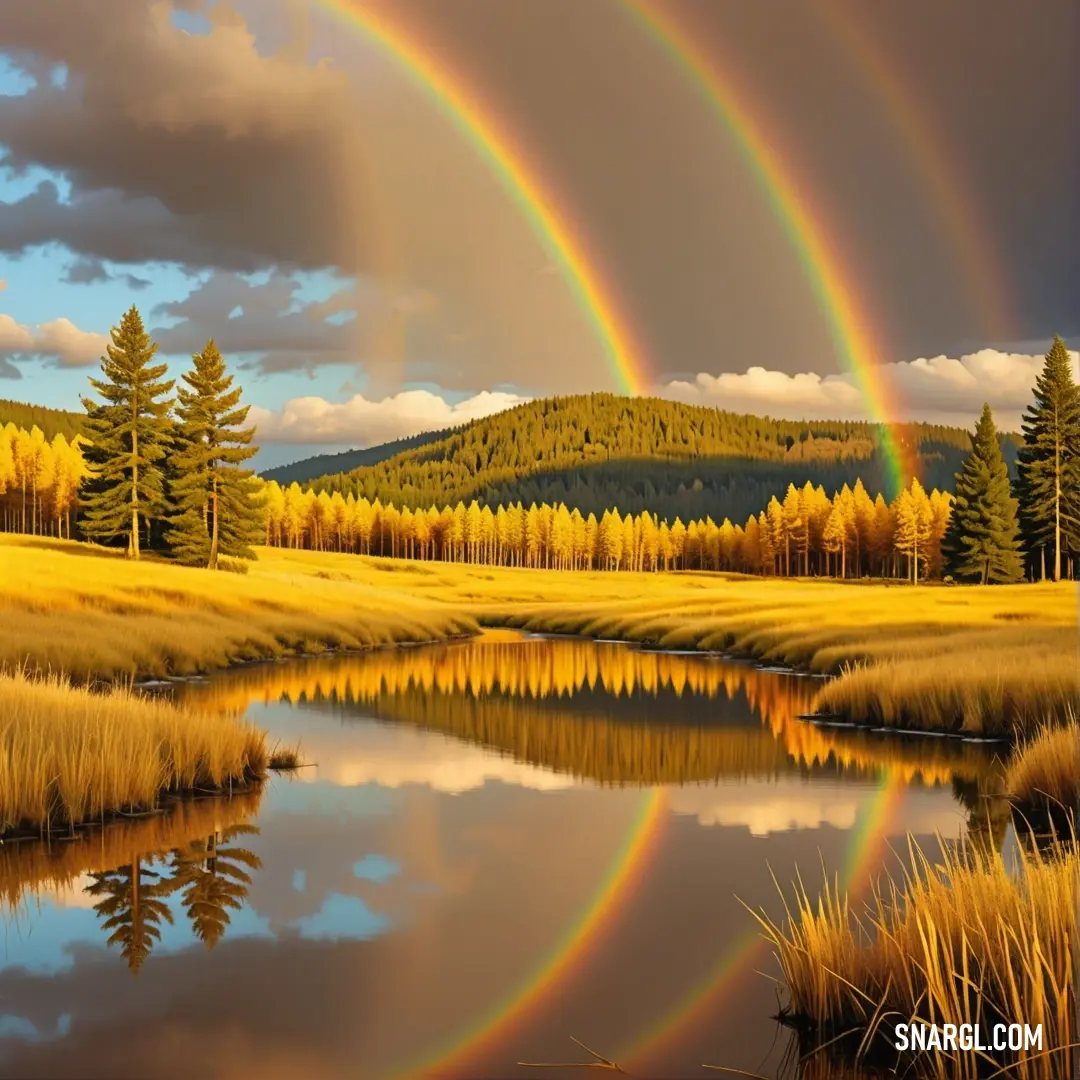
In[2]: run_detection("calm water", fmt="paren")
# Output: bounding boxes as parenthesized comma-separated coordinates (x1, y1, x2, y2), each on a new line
(0, 633, 1007, 1080)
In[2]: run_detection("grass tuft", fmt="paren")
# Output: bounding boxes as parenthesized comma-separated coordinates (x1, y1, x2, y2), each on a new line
(268, 742, 303, 771)
(1007, 718, 1079, 830)
(0, 668, 268, 836)
(752, 836, 1076, 1078)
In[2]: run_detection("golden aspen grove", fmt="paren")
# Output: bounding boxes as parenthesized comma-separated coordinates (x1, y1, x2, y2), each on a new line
(260, 475, 952, 582)
(0, 416, 956, 581)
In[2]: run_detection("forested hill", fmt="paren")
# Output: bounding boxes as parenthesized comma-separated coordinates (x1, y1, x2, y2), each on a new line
(293, 394, 1019, 526)
(260, 427, 452, 485)
(0, 399, 83, 440)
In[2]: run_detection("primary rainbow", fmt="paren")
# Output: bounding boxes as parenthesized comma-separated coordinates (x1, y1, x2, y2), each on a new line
(621, 0, 918, 496)
(617, 767, 907, 1070)
(313, 0, 650, 398)
(389, 787, 669, 1080)
(819, 2, 1016, 342)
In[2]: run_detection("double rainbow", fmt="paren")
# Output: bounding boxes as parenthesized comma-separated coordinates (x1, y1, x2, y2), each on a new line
(308, 0, 996, 494)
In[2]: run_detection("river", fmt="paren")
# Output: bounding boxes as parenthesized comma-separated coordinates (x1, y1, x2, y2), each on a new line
(0, 632, 1007, 1079)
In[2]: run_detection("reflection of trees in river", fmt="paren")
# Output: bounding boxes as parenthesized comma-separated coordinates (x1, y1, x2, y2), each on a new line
(0, 793, 263, 973)
(169, 823, 263, 951)
(181, 640, 1001, 789)
(86, 858, 175, 974)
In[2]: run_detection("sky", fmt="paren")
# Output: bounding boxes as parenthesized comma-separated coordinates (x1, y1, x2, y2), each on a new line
(0, 0, 1077, 469)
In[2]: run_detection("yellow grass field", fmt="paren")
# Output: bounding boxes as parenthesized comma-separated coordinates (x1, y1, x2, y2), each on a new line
(0, 535, 476, 680)
(2, 534, 1075, 730)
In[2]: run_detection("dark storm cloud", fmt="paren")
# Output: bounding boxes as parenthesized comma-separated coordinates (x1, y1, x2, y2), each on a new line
(0, 0, 1074, 397)
(58, 254, 152, 289)
(0, 0, 380, 275)
(151, 271, 356, 370)
(395, 0, 1079, 369)
(60, 256, 110, 286)
(0, 356, 21, 379)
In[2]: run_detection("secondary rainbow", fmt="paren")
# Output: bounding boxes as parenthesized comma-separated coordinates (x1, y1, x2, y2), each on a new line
(313, 0, 650, 398)
(818, 2, 1016, 342)
(621, 0, 918, 496)
(617, 767, 907, 1069)
(388, 787, 669, 1080)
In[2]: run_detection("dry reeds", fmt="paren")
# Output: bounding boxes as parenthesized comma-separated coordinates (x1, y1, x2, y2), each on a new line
(752, 838, 1076, 1079)
(1007, 719, 1080, 828)
(0, 668, 268, 836)
(267, 742, 303, 770)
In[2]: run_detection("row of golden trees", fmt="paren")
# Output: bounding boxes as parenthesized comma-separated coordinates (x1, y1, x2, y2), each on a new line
(262, 475, 953, 581)
(0, 416, 953, 579)
(0, 423, 88, 538)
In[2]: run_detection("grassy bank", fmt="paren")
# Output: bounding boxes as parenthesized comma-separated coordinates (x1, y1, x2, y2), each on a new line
(0, 535, 477, 679)
(0, 669, 268, 837)
(3, 536, 1074, 732)
(756, 838, 1076, 1078)
(463, 570, 1074, 734)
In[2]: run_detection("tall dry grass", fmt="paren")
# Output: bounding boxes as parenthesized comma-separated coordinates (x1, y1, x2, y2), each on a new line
(0, 669, 268, 835)
(753, 838, 1076, 1079)
(1007, 720, 1080, 827)
(814, 644, 1076, 736)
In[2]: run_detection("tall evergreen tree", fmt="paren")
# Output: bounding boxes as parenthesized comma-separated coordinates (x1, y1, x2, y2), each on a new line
(941, 404, 1024, 584)
(80, 307, 174, 557)
(166, 340, 262, 568)
(1015, 335, 1080, 581)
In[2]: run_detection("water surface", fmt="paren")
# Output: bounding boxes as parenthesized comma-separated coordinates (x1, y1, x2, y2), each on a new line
(0, 633, 1005, 1079)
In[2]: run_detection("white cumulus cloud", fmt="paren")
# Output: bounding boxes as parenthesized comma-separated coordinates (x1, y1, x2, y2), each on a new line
(249, 388, 530, 445)
(0, 313, 109, 367)
(655, 348, 1080, 432)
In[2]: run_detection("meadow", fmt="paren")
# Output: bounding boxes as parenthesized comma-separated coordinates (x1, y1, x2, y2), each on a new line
(2, 533, 1074, 734)
(3, 532, 1076, 1073)
(0, 535, 476, 680)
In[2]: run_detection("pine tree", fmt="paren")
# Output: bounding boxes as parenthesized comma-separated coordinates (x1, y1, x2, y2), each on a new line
(80, 307, 174, 557)
(941, 404, 1024, 584)
(1015, 335, 1080, 581)
(166, 340, 261, 568)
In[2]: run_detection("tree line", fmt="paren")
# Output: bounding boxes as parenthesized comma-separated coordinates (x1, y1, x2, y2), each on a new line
(0, 398, 83, 441)
(0, 305, 1075, 584)
(262, 472, 957, 581)
(298, 393, 1021, 526)
(0, 424, 88, 537)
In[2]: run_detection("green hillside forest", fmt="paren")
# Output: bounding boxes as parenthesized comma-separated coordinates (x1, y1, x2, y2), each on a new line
(260, 427, 452, 485)
(295, 395, 1019, 526)
(0, 399, 83, 441)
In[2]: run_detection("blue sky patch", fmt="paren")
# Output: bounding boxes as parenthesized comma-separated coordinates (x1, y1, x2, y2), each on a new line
(352, 855, 401, 884)
(289, 893, 391, 941)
